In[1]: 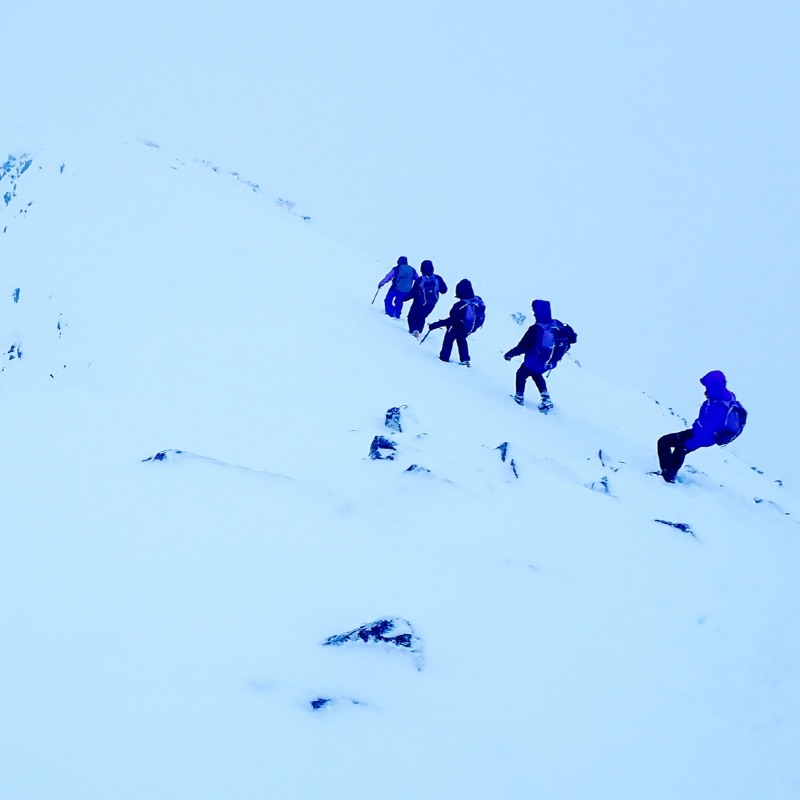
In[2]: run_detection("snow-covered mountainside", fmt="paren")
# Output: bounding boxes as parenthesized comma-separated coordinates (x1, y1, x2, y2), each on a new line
(2, 134, 799, 799)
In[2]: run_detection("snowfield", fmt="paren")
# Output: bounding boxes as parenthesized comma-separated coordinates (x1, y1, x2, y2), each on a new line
(2, 132, 799, 799)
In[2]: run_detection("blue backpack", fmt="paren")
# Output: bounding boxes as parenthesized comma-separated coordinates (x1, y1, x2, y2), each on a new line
(715, 397, 747, 445)
(393, 264, 415, 293)
(418, 275, 440, 306)
(459, 296, 486, 334)
(537, 320, 577, 370)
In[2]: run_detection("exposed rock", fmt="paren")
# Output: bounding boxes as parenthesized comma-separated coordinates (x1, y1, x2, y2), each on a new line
(654, 519, 696, 537)
(586, 476, 613, 495)
(323, 617, 423, 670)
(496, 443, 519, 478)
(385, 406, 406, 433)
(309, 697, 364, 711)
(369, 436, 397, 460)
(141, 449, 185, 462)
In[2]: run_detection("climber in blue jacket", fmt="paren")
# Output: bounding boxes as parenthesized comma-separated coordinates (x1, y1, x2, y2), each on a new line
(378, 256, 417, 319)
(657, 370, 745, 483)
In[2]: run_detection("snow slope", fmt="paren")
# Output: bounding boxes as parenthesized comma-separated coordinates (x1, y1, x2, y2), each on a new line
(2, 133, 799, 799)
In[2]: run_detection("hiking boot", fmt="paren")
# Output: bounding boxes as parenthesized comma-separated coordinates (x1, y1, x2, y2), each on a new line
(439, 356, 450, 363)
(513, 393, 524, 405)
(648, 470, 675, 483)
(458, 360, 471, 367)
(538, 393, 553, 412)
(411, 331, 420, 338)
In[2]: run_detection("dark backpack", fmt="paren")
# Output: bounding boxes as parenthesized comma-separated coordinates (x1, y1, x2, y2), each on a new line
(715, 397, 747, 445)
(418, 275, 440, 306)
(459, 296, 486, 334)
(537, 320, 577, 371)
(394, 264, 415, 294)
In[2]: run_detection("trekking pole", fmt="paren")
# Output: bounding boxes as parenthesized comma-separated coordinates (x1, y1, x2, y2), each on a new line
(419, 326, 440, 345)
(371, 286, 381, 305)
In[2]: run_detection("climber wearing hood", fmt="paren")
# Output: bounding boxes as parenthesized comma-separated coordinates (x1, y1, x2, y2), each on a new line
(427, 278, 485, 366)
(504, 299, 577, 413)
(406, 260, 448, 337)
(657, 371, 746, 483)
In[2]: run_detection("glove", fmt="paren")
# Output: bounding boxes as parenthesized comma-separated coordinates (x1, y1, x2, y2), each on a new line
(428, 321, 441, 330)
(503, 352, 513, 361)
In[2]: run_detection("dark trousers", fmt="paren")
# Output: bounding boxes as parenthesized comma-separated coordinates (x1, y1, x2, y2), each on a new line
(657, 430, 692, 482)
(440, 326, 470, 362)
(384, 288, 411, 318)
(515, 364, 548, 397)
(408, 301, 435, 334)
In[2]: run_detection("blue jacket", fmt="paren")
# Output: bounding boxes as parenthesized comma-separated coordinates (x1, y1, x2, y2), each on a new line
(684, 370, 736, 451)
(379, 260, 418, 292)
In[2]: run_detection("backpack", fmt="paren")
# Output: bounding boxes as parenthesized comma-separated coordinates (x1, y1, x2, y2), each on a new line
(394, 264, 415, 294)
(715, 397, 747, 445)
(459, 296, 486, 334)
(537, 320, 577, 371)
(418, 275, 440, 306)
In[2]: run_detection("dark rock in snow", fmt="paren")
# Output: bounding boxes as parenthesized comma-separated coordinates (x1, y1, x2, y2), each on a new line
(385, 406, 406, 433)
(309, 697, 364, 712)
(587, 475, 613, 495)
(654, 519, 696, 537)
(141, 449, 186, 462)
(597, 449, 625, 472)
(323, 617, 423, 670)
(754, 498, 790, 515)
(405, 464, 430, 473)
(369, 436, 397, 460)
(495, 443, 519, 478)
(139, 449, 291, 481)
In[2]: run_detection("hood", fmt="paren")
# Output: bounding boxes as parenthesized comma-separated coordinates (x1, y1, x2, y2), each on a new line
(700, 370, 728, 399)
(420, 260, 434, 276)
(532, 299, 552, 324)
(455, 279, 474, 299)
(397, 256, 408, 266)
